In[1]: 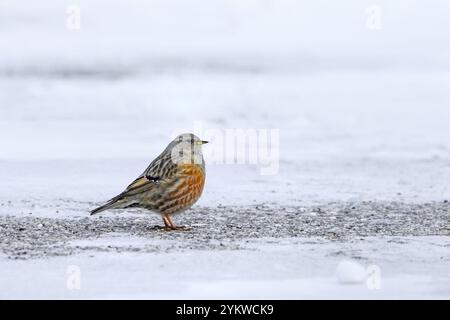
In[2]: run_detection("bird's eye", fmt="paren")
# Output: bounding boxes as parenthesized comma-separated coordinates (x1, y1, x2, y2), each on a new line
(191, 139, 194, 143)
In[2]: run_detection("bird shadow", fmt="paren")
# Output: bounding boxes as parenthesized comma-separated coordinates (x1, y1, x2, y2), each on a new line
(144, 225, 193, 232)
(145, 225, 167, 231)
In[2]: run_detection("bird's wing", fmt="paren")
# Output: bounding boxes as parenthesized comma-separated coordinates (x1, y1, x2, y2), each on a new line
(124, 152, 177, 194)
(125, 175, 153, 191)
(142, 152, 175, 179)
(97, 152, 177, 208)
(91, 152, 178, 214)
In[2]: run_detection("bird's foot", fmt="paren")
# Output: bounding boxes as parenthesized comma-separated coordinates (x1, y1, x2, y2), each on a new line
(163, 225, 191, 231)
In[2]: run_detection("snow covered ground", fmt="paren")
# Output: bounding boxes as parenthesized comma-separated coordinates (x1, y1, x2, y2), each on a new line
(1, 236, 450, 299)
(1, 0, 449, 299)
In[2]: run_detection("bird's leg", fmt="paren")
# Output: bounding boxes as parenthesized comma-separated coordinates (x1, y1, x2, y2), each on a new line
(165, 214, 190, 231)
(162, 215, 172, 230)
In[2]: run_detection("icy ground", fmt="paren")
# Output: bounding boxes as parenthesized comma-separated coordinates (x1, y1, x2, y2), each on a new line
(1, 0, 450, 299)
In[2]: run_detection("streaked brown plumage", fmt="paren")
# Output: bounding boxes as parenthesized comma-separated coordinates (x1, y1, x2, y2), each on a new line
(90, 133, 208, 230)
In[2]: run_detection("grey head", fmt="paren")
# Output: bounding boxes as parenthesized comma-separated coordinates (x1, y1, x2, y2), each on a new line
(164, 133, 208, 168)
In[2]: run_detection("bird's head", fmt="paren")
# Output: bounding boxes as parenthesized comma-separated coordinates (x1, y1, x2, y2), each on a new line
(167, 133, 208, 165)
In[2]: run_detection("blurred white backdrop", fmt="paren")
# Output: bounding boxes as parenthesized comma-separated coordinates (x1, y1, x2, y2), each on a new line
(1, 0, 450, 206)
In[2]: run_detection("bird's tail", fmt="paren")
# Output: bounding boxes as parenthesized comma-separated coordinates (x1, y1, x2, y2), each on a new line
(90, 191, 137, 215)
(90, 199, 123, 215)
(90, 185, 142, 216)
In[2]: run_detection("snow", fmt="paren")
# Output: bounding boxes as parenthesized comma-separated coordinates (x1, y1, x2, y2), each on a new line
(1, 236, 449, 299)
(336, 260, 368, 284)
(1, 0, 450, 299)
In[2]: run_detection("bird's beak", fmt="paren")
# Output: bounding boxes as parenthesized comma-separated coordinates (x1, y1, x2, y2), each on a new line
(201, 140, 209, 145)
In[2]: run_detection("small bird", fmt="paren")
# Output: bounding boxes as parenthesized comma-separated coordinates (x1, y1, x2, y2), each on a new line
(90, 133, 208, 230)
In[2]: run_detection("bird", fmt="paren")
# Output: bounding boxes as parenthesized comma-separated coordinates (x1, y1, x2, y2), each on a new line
(90, 133, 208, 230)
